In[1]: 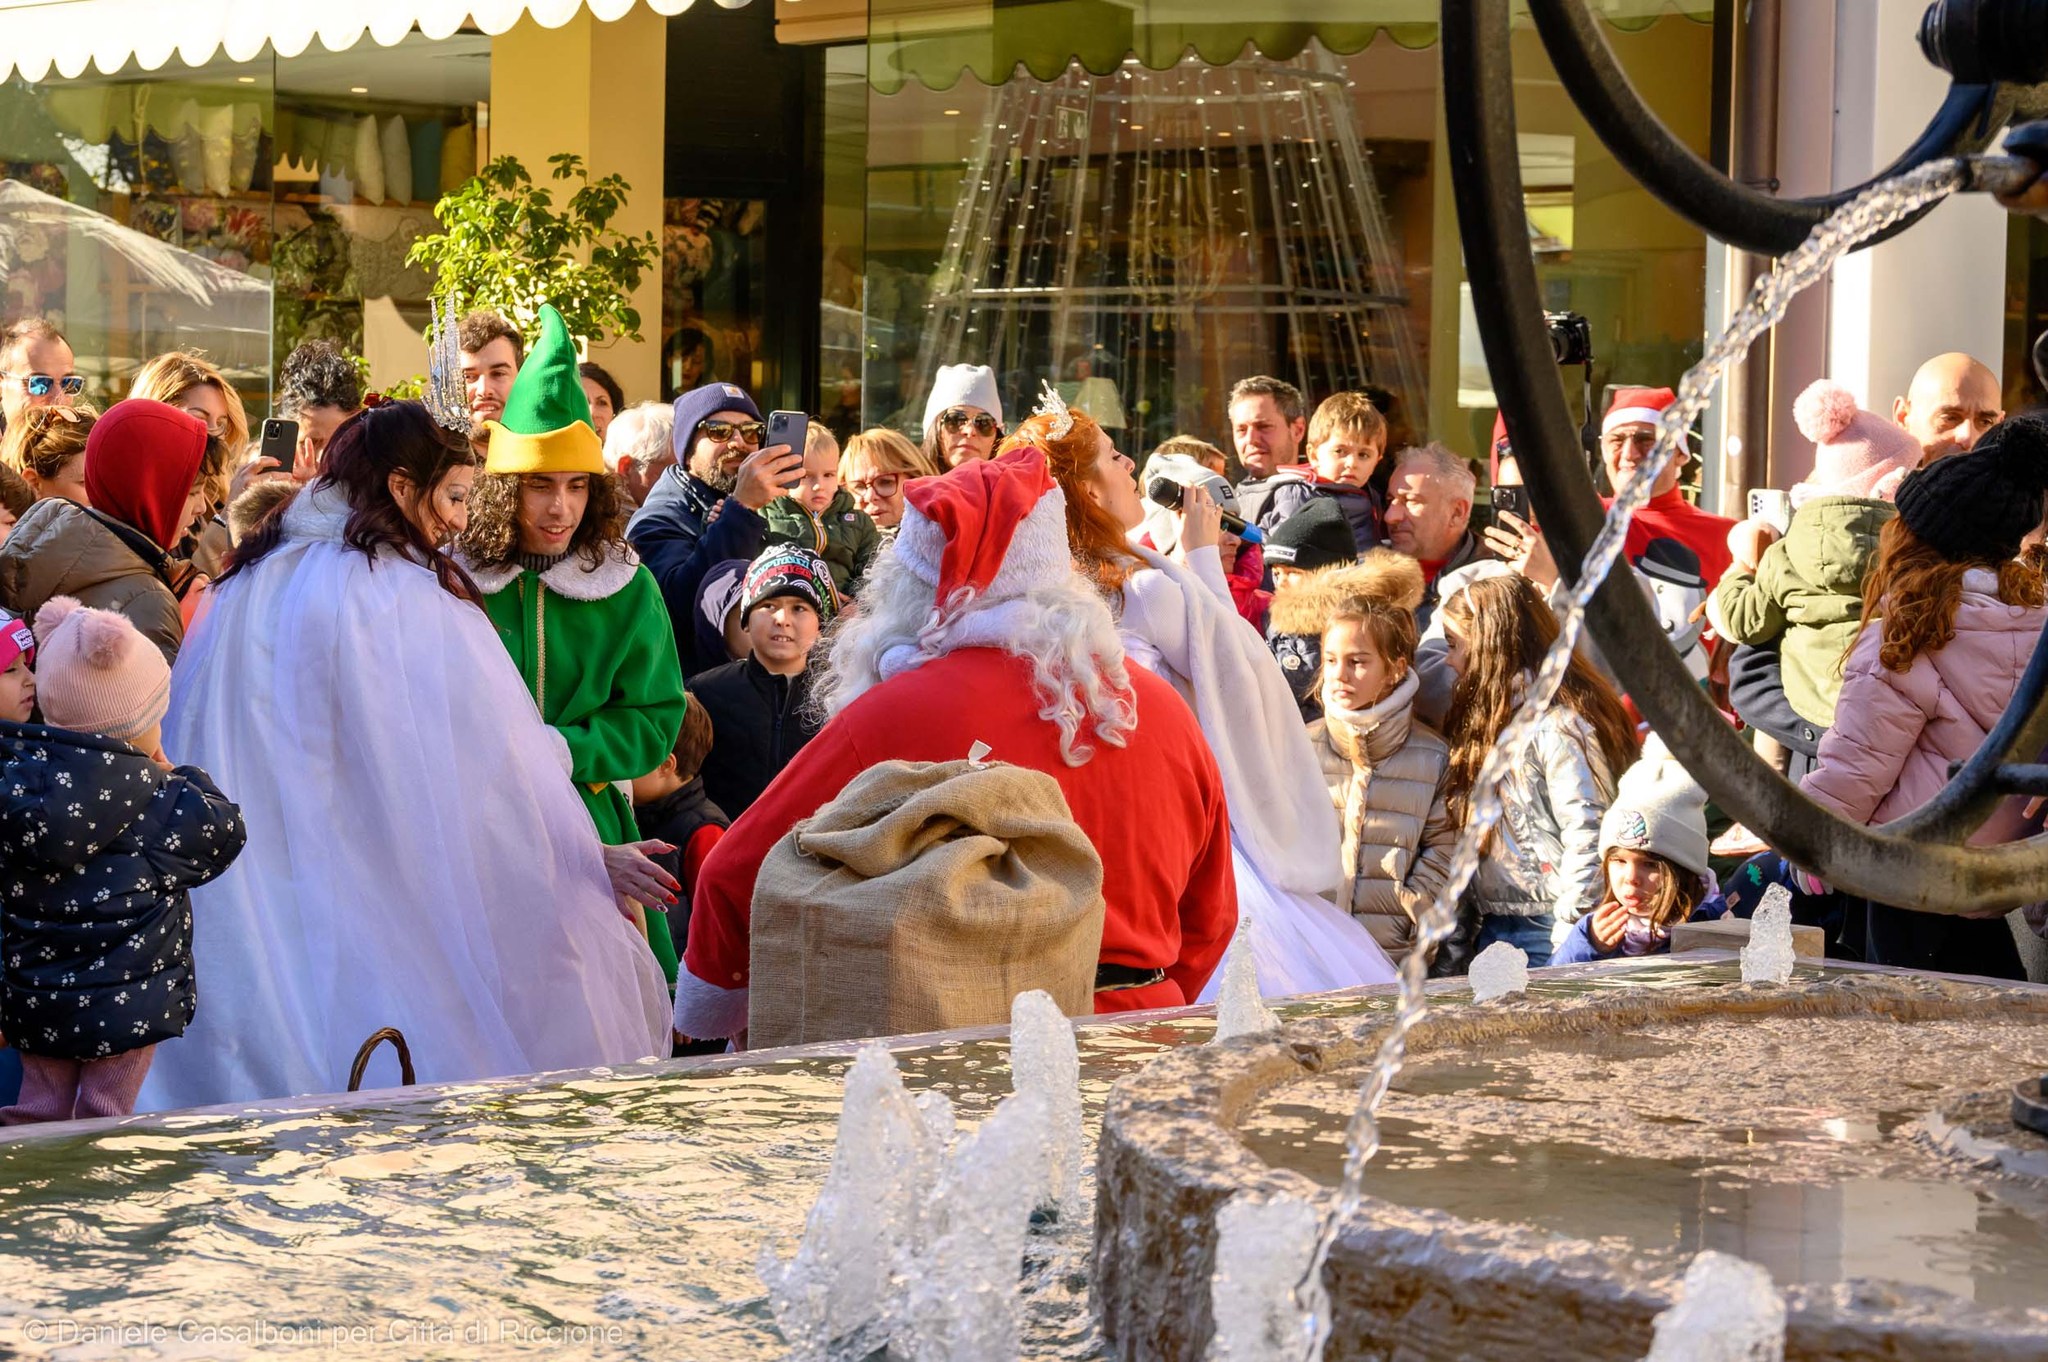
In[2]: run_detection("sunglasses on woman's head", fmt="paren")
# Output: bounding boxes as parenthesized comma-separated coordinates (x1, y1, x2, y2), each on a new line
(698, 419, 766, 446)
(5, 372, 85, 398)
(847, 472, 903, 498)
(938, 408, 1000, 437)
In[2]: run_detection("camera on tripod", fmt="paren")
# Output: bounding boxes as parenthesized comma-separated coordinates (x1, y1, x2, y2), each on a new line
(1545, 311, 1594, 368)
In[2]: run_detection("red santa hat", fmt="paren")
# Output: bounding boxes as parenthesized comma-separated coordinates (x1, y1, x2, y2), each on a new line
(1602, 386, 1687, 440)
(892, 448, 1073, 607)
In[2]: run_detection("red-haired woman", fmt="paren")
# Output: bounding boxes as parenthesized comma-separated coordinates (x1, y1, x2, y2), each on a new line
(1007, 395, 1396, 999)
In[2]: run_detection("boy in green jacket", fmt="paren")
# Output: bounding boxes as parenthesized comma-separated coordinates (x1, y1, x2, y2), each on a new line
(762, 423, 880, 598)
(459, 307, 689, 983)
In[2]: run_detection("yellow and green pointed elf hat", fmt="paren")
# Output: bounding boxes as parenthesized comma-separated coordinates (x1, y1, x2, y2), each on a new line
(483, 305, 605, 475)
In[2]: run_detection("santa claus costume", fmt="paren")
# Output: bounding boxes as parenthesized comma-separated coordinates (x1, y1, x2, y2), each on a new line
(674, 449, 1236, 1042)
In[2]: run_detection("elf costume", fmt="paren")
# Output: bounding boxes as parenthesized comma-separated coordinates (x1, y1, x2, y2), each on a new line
(467, 306, 689, 983)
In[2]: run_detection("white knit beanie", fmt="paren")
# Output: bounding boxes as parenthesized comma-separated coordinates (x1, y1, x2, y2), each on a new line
(30, 596, 171, 744)
(922, 363, 1004, 434)
(1598, 735, 1710, 880)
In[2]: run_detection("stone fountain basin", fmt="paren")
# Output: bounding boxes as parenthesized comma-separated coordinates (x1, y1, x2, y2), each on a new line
(1094, 971, 2048, 1361)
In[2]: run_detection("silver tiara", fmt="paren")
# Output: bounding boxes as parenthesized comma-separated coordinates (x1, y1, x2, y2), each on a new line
(1034, 379, 1074, 441)
(424, 295, 474, 437)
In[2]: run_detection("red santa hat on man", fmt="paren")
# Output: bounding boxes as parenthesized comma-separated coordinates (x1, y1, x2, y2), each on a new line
(891, 447, 1074, 611)
(1602, 386, 1691, 448)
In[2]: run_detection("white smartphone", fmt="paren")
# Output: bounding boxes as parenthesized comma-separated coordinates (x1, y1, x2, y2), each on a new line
(1747, 488, 1791, 535)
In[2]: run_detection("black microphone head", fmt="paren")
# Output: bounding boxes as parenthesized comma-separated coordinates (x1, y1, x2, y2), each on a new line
(1145, 477, 1184, 510)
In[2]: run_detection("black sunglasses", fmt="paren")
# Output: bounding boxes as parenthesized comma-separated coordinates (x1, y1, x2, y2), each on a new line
(5, 372, 85, 398)
(938, 408, 1000, 437)
(698, 419, 766, 446)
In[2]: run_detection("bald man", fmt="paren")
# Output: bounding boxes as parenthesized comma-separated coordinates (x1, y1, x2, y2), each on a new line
(1892, 352, 2003, 463)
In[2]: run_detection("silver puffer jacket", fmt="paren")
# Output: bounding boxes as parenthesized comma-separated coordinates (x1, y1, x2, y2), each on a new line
(1465, 699, 1621, 925)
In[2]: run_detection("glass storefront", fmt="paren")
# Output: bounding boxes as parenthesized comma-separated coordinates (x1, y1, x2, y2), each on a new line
(0, 30, 489, 418)
(828, 10, 1718, 468)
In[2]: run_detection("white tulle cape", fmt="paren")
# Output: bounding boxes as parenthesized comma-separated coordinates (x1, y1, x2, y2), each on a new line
(138, 486, 671, 1110)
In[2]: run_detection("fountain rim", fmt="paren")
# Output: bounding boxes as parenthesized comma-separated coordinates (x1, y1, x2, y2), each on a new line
(1091, 962, 2048, 1358)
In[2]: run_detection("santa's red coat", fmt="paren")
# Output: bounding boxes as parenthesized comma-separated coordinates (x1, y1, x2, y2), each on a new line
(683, 646, 1238, 1015)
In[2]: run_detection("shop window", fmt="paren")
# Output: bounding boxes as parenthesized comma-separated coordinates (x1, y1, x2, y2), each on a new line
(663, 197, 770, 396)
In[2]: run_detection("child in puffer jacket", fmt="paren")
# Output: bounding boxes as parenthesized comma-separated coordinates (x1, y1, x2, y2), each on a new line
(1713, 380, 1922, 745)
(0, 597, 246, 1123)
(1554, 737, 1727, 964)
(1438, 574, 1640, 967)
(1305, 579, 1456, 965)
(762, 424, 880, 598)
(1801, 415, 2048, 980)
(1268, 550, 1424, 721)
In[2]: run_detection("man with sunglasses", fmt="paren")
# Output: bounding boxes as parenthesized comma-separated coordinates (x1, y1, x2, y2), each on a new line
(0, 319, 82, 435)
(1596, 386, 1736, 598)
(627, 381, 802, 676)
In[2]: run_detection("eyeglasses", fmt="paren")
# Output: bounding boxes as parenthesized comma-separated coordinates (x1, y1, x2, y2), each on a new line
(847, 472, 903, 499)
(938, 408, 1000, 437)
(178, 405, 231, 437)
(698, 419, 766, 446)
(4, 372, 85, 398)
(1604, 430, 1657, 452)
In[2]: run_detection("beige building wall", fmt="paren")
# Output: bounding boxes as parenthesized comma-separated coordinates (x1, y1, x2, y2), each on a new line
(490, 7, 668, 404)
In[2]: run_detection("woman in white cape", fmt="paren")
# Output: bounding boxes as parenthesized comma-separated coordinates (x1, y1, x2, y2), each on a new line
(1009, 401, 1396, 999)
(140, 401, 672, 1111)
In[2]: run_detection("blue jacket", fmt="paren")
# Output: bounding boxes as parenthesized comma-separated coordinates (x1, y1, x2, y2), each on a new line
(627, 467, 769, 678)
(0, 723, 246, 1059)
(1552, 882, 1729, 965)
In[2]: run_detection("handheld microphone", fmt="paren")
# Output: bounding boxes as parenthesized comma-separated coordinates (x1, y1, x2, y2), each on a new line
(1145, 477, 1264, 544)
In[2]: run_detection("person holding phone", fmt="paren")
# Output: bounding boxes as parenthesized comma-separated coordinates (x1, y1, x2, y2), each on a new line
(627, 381, 803, 676)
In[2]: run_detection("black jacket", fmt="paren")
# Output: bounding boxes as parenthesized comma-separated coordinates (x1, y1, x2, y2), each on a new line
(633, 776, 730, 951)
(0, 723, 246, 1060)
(690, 657, 820, 818)
(626, 469, 769, 678)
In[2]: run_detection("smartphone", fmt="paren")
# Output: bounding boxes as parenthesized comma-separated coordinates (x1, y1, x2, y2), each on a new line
(260, 417, 299, 475)
(1491, 484, 1530, 525)
(766, 410, 809, 489)
(1747, 487, 1791, 535)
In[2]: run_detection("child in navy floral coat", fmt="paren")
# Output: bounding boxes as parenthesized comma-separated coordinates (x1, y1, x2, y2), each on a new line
(0, 596, 245, 1124)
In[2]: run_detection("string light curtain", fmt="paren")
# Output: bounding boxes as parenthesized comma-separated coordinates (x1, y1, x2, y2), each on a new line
(915, 48, 1424, 449)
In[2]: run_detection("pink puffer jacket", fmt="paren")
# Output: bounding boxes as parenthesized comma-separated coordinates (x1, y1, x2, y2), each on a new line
(1803, 569, 2047, 842)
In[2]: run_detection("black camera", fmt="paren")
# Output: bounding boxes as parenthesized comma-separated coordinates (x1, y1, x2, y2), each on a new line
(1545, 311, 1594, 368)
(1919, 0, 2048, 85)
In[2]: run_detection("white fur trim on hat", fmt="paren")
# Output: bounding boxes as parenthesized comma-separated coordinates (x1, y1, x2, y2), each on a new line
(892, 481, 1071, 605)
(922, 364, 1004, 434)
(1603, 405, 1667, 434)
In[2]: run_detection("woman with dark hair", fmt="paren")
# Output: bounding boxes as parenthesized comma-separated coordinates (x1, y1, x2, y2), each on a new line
(1011, 393, 1396, 1000)
(456, 349, 688, 985)
(141, 398, 673, 1110)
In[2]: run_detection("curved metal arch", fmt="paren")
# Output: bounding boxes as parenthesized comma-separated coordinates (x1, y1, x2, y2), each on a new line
(1441, 0, 2048, 914)
(1524, 0, 1999, 256)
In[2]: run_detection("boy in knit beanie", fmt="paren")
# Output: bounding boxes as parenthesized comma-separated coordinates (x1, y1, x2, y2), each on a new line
(0, 596, 245, 1123)
(1714, 380, 1923, 736)
(1554, 737, 1727, 964)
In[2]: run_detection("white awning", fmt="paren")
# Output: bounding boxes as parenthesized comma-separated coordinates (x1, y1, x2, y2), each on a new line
(0, 0, 748, 83)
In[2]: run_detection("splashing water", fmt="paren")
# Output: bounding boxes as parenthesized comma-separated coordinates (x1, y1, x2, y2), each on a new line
(1209, 1194, 1329, 1362)
(1740, 885, 1797, 984)
(1283, 160, 1972, 1360)
(1468, 941, 1530, 1003)
(1643, 1251, 1787, 1362)
(1011, 989, 1084, 1216)
(1215, 918, 1279, 1041)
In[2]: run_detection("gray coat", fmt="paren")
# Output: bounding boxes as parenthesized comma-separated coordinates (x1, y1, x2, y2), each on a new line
(1307, 670, 1456, 962)
(1465, 697, 1619, 925)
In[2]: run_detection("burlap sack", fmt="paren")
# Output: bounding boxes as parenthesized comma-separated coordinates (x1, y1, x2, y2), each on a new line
(747, 758, 1106, 1048)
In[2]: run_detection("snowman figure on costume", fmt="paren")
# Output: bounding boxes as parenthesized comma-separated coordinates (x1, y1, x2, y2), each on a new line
(458, 307, 690, 983)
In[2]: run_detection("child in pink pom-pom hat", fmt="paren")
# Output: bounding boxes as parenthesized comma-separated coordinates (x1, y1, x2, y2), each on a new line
(0, 596, 245, 1124)
(1712, 379, 1923, 735)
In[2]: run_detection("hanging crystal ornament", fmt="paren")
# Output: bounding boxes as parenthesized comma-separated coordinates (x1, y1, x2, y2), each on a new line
(915, 47, 1424, 446)
(423, 295, 475, 438)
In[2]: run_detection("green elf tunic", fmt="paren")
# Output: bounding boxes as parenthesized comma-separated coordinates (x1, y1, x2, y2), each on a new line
(465, 541, 688, 984)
